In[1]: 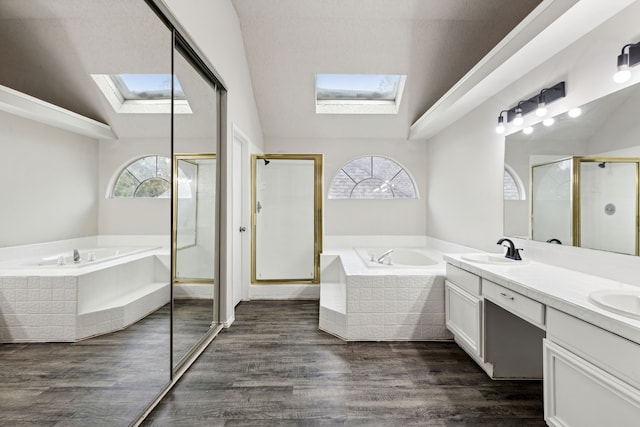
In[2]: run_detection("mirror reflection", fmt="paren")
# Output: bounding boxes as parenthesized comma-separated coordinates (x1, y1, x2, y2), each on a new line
(172, 156, 217, 367)
(171, 45, 220, 370)
(505, 82, 640, 255)
(0, 0, 172, 423)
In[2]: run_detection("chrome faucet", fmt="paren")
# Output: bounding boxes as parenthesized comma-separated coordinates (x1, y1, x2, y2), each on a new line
(376, 249, 394, 264)
(496, 238, 522, 260)
(73, 249, 81, 263)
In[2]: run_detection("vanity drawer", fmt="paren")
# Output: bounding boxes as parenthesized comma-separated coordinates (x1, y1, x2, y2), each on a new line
(483, 279, 545, 328)
(446, 264, 481, 296)
(547, 308, 640, 390)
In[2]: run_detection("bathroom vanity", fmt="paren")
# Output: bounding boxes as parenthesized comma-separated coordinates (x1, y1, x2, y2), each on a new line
(444, 254, 640, 426)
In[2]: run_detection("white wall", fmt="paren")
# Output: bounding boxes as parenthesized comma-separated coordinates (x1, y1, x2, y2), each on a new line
(0, 111, 98, 247)
(160, 0, 265, 322)
(98, 138, 171, 236)
(426, 103, 504, 252)
(426, 0, 640, 281)
(160, 0, 264, 151)
(265, 137, 428, 237)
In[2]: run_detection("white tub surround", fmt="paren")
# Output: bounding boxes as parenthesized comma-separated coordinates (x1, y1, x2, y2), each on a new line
(444, 253, 640, 426)
(320, 246, 452, 341)
(0, 236, 170, 342)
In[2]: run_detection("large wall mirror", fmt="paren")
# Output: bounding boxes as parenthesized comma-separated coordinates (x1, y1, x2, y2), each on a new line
(0, 0, 225, 424)
(504, 82, 640, 256)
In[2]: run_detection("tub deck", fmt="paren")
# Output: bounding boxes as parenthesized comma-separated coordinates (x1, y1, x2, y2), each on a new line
(0, 236, 170, 343)
(319, 247, 453, 341)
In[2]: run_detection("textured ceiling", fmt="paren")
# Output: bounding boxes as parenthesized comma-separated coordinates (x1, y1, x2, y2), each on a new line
(0, 0, 542, 142)
(232, 0, 542, 140)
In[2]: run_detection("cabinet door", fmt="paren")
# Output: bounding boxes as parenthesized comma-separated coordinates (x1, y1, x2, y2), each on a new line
(445, 280, 482, 358)
(544, 339, 640, 427)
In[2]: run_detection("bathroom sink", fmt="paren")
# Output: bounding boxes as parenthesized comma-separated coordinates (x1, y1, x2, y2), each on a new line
(589, 289, 640, 320)
(460, 253, 528, 265)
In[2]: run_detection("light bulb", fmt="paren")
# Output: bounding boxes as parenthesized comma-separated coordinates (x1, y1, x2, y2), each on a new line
(495, 115, 505, 134)
(543, 117, 555, 126)
(614, 68, 631, 83)
(536, 101, 547, 117)
(512, 108, 523, 126)
(523, 126, 534, 135)
(568, 108, 582, 118)
(614, 52, 631, 83)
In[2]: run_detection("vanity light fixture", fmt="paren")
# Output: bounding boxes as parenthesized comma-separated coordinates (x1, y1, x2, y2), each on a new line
(523, 126, 534, 135)
(513, 106, 524, 126)
(498, 81, 565, 130)
(495, 110, 508, 134)
(614, 41, 640, 83)
(543, 117, 555, 126)
(536, 96, 547, 117)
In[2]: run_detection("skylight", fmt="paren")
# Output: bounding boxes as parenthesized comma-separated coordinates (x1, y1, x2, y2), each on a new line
(111, 74, 185, 101)
(91, 73, 192, 114)
(315, 74, 406, 114)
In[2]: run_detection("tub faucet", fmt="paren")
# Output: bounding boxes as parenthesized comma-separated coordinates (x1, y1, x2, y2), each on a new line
(73, 249, 81, 263)
(496, 238, 522, 260)
(376, 249, 394, 264)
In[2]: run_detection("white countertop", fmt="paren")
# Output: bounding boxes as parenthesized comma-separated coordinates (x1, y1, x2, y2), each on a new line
(444, 253, 640, 346)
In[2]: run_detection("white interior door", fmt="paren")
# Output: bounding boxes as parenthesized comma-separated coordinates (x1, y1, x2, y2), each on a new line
(232, 135, 246, 306)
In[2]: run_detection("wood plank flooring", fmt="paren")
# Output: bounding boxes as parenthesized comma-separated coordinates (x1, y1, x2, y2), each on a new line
(173, 298, 215, 365)
(143, 300, 545, 426)
(0, 306, 171, 426)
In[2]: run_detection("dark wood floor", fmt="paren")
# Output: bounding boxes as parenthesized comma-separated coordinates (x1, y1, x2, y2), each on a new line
(143, 300, 545, 426)
(0, 300, 214, 426)
(173, 298, 215, 366)
(0, 306, 170, 426)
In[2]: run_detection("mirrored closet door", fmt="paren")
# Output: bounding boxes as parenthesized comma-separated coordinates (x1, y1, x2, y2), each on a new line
(171, 39, 222, 372)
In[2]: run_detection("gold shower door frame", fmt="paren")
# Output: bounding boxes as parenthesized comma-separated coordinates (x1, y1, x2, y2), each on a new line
(172, 153, 217, 285)
(251, 153, 323, 284)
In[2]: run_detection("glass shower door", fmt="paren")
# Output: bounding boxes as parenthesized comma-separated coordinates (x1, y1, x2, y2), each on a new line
(252, 155, 322, 283)
(531, 159, 573, 245)
(579, 161, 638, 255)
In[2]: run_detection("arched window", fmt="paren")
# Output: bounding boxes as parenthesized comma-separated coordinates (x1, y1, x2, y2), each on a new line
(111, 155, 174, 198)
(504, 164, 526, 201)
(328, 155, 418, 199)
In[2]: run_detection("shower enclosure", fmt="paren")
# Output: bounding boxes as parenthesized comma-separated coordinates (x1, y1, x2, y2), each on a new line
(531, 156, 640, 255)
(251, 154, 323, 284)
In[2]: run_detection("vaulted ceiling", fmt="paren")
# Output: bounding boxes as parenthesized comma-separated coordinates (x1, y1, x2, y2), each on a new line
(231, 0, 542, 140)
(0, 0, 541, 141)
(0, 0, 217, 140)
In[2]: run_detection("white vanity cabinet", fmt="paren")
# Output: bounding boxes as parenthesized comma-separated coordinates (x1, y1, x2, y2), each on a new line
(445, 263, 545, 379)
(445, 264, 483, 360)
(445, 254, 640, 425)
(544, 308, 640, 426)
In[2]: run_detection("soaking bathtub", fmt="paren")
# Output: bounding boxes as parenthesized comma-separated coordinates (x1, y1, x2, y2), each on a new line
(319, 243, 454, 341)
(0, 236, 170, 343)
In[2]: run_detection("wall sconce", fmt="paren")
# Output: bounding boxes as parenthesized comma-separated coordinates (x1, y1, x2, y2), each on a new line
(513, 102, 527, 126)
(614, 42, 640, 83)
(495, 81, 566, 134)
(495, 110, 508, 134)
